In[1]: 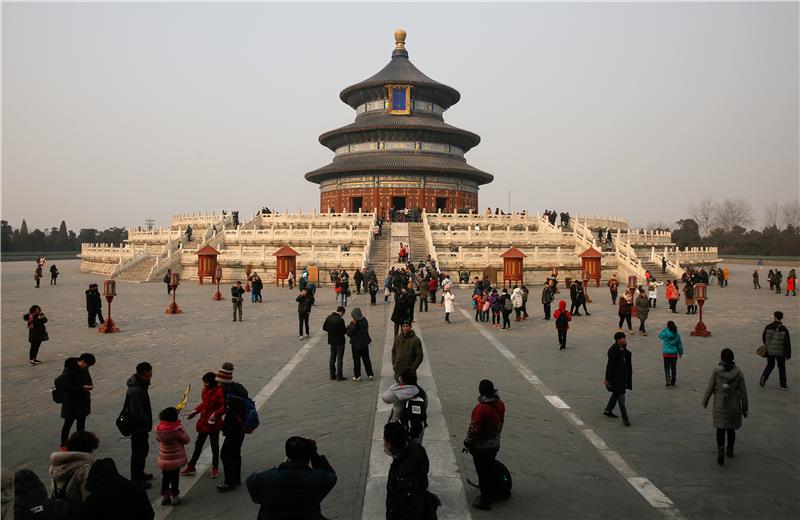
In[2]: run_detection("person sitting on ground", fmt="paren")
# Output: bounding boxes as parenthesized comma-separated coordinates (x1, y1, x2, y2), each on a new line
(246, 436, 337, 520)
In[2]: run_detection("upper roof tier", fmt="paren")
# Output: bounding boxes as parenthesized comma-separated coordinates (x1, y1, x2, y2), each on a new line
(339, 29, 461, 110)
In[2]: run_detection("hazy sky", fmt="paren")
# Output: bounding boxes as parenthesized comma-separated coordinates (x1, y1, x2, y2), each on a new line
(3, 2, 798, 231)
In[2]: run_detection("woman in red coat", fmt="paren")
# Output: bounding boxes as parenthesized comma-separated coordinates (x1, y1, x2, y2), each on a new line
(181, 372, 225, 479)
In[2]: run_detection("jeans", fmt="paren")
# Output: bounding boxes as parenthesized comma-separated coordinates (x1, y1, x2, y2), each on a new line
(419, 297, 428, 312)
(638, 318, 646, 333)
(610, 290, 617, 304)
(161, 469, 179, 495)
(618, 314, 632, 330)
(370, 291, 377, 304)
(543, 303, 551, 320)
(501, 310, 511, 329)
(232, 301, 242, 321)
(352, 347, 374, 378)
(188, 431, 220, 468)
(29, 341, 42, 361)
(130, 431, 149, 481)
(471, 447, 499, 502)
(298, 312, 310, 336)
(605, 392, 628, 418)
(557, 329, 567, 347)
(61, 415, 86, 446)
(762, 355, 787, 387)
(329, 344, 345, 378)
(87, 310, 104, 327)
(221, 431, 245, 486)
(663, 357, 677, 385)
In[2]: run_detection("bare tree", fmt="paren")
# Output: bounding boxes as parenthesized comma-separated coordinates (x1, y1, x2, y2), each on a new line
(764, 202, 781, 229)
(713, 198, 753, 232)
(782, 199, 800, 229)
(690, 198, 717, 236)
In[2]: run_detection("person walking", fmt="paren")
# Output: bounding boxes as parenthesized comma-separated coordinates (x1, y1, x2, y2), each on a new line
(418, 276, 429, 313)
(666, 281, 680, 313)
(182, 372, 225, 479)
(499, 288, 513, 330)
(658, 321, 684, 387)
(354, 268, 364, 295)
(428, 276, 438, 304)
(647, 279, 660, 308)
(126, 362, 153, 488)
(683, 281, 697, 314)
(382, 368, 427, 443)
(251, 273, 263, 303)
(48, 431, 99, 515)
(463, 379, 505, 511)
(520, 285, 529, 319)
(634, 288, 649, 336)
(296, 289, 313, 339)
(217, 363, 249, 492)
(703, 348, 748, 465)
(773, 269, 783, 293)
(384, 422, 435, 519)
(444, 287, 455, 323)
(34, 264, 43, 288)
(347, 307, 374, 382)
(607, 275, 619, 305)
(617, 293, 633, 333)
(155, 407, 190, 506)
(723, 267, 730, 286)
(604, 332, 632, 426)
(786, 269, 797, 296)
(759, 311, 792, 389)
(85, 283, 105, 328)
(323, 306, 347, 381)
(391, 288, 412, 337)
(541, 280, 554, 320)
(753, 269, 761, 289)
(569, 280, 581, 316)
(553, 300, 571, 350)
(231, 281, 245, 322)
(392, 321, 423, 381)
(511, 287, 524, 321)
(50, 264, 59, 285)
(23, 305, 48, 365)
(577, 281, 590, 316)
(58, 353, 96, 448)
(246, 436, 337, 520)
(368, 275, 379, 306)
(164, 269, 173, 295)
(767, 269, 775, 290)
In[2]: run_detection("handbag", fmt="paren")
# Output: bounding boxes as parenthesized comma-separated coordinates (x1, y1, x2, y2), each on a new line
(116, 395, 132, 436)
(757, 330, 775, 358)
(41, 331, 49, 342)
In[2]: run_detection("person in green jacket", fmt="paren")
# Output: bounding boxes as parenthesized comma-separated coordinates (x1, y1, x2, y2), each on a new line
(392, 321, 423, 381)
(658, 321, 684, 387)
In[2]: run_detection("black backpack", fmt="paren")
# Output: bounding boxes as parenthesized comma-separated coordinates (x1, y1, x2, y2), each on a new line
(51, 373, 66, 404)
(400, 388, 428, 438)
(493, 460, 512, 499)
(555, 311, 569, 328)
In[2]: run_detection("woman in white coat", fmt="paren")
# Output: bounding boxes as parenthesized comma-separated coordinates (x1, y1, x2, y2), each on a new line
(444, 288, 455, 323)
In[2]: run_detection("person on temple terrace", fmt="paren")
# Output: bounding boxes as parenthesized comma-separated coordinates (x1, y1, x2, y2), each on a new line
(246, 436, 337, 520)
(759, 311, 792, 389)
(604, 332, 632, 427)
(703, 348, 748, 465)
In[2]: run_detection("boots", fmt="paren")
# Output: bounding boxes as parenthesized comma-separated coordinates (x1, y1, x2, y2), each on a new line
(717, 447, 725, 465)
(726, 444, 734, 458)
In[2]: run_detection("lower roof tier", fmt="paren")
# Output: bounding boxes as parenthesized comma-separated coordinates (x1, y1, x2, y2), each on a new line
(304, 151, 493, 185)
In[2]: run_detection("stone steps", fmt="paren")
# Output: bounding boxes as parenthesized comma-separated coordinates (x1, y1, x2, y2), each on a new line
(116, 256, 157, 281)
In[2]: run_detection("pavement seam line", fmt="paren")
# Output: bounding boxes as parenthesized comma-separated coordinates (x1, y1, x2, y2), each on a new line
(156, 327, 325, 520)
(458, 307, 685, 519)
(361, 314, 472, 520)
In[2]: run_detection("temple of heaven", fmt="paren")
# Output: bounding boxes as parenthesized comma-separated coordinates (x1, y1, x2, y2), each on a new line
(305, 29, 493, 214)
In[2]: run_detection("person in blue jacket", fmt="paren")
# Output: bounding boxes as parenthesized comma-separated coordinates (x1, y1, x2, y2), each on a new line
(659, 321, 684, 387)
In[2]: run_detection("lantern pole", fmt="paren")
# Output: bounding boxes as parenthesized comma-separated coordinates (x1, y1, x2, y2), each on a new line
(691, 283, 711, 337)
(212, 265, 224, 301)
(166, 272, 182, 314)
(98, 279, 120, 333)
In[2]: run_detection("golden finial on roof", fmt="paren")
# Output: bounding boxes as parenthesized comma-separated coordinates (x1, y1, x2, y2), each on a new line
(394, 29, 406, 49)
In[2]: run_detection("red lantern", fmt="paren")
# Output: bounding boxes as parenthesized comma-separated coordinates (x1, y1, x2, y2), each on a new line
(627, 275, 637, 289)
(98, 279, 120, 333)
(691, 283, 711, 337)
(212, 265, 224, 301)
(170, 272, 181, 288)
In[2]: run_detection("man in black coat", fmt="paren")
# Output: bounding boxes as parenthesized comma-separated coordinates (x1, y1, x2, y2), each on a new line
(354, 268, 364, 295)
(323, 306, 347, 381)
(604, 332, 632, 426)
(391, 288, 412, 337)
(246, 436, 337, 520)
(59, 353, 95, 447)
(231, 281, 245, 322)
(81, 458, 155, 520)
(384, 422, 434, 520)
(296, 289, 314, 339)
(85, 283, 104, 328)
(126, 362, 153, 487)
(217, 362, 250, 492)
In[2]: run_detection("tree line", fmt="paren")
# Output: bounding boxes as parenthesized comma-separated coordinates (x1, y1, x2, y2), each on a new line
(673, 198, 800, 256)
(1, 220, 128, 253)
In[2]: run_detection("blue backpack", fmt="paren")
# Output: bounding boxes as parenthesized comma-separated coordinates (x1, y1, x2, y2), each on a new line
(229, 394, 259, 433)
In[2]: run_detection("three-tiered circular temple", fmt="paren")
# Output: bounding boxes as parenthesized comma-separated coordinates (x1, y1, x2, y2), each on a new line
(305, 29, 493, 214)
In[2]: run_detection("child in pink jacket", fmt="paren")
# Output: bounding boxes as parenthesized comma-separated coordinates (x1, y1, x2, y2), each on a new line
(156, 407, 190, 506)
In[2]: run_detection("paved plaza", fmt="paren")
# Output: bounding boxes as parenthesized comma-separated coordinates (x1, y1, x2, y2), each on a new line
(2, 259, 798, 519)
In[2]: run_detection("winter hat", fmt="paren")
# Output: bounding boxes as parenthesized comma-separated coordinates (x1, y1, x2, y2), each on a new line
(216, 362, 234, 383)
(351, 307, 363, 320)
(479, 379, 496, 397)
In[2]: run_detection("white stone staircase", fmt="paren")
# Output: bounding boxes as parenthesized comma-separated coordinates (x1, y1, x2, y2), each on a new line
(407, 223, 429, 263)
(367, 223, 392, 276)
(115, 256, 158, 281)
